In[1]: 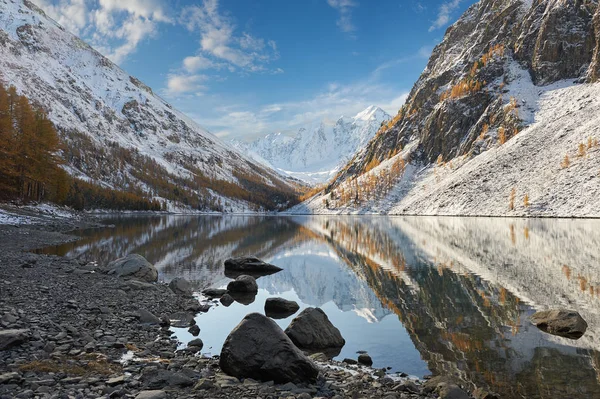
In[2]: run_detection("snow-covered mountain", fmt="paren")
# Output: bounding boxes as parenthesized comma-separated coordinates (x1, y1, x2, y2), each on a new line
(0, 0, 298, 212)
(293, 0, 600, 217)
(232, 105, 390, 184)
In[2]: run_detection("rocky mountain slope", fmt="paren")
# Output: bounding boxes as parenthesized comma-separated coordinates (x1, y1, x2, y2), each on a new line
(232, 106, 390, 184)
(295, 0, 600, 217)
(0, 0, 298, 212)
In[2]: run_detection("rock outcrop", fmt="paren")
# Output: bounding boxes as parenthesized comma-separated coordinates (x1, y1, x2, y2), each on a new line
(224, 257, 282, 278)
(284, 308, 345, 353)
(168, 277, 193, 297)
(106, 254, 158, 283)
(227, 275, 258, 293)
(220, 313, 319, 383)
(530, 309, 588, 339)
(328, 0, 600, 192)
(264, 297, 300, 319)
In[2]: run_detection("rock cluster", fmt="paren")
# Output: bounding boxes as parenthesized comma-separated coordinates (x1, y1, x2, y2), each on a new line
(0, 225, 480, 399)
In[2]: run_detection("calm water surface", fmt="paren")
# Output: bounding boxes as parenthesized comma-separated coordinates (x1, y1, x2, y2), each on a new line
(42, 215, 600, 399)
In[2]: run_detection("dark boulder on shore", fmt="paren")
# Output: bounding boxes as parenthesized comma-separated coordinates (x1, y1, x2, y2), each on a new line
(358, 353, 373, 366)
(227, 275, 258, 293)
(0, 329, 30, 350)
(220, 313, 319, 383)
(168, 277, 193, 297)
(285, 307, 345, 352)
(265, 297, 300, 319)
(530, 309, 588, 339)
(106, 254, 158, 283)
(224, 257, 282, 278)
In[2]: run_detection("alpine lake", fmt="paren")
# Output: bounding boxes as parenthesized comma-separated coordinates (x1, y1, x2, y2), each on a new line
(40, 215, 600, 399)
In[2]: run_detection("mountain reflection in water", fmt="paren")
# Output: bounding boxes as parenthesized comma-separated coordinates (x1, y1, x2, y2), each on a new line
(43, 215, 600, 399)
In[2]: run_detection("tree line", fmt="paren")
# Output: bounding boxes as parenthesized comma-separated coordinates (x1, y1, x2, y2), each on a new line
(0, 83, 163, 211)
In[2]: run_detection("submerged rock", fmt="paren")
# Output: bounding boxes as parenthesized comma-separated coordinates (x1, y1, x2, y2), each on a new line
(188, 325, 200, 336)
(220, 313, 318, 383)
(285, 307, 345, 351)
(224, 257, 282, 278)
(220, 294, 234, 307)
(106, 254, 158, 283)
(530, 309, 588, 339)
(264, 297, 300, 319)
(169, 277, 193, 297)
(229, 292, 256, 306)
(227, 275, 258, 293)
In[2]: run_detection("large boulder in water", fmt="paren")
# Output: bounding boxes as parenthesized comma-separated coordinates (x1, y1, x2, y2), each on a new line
(265, 297, 300, 319)
(227, 275, 258, 293)
(224, 257, 282, 278)
(530, 309, 588, 339)
(220, 313, 318, 383)
(169, 277, 193, 297)
(285, 308, 345, 351)
(106, 254, 158, 283)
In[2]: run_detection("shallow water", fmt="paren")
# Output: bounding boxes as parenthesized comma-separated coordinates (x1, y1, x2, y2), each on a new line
(42, 215, 600, 398)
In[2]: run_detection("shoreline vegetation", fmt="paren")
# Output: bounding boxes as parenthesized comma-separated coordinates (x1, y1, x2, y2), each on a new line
(0, 209, 485, 399)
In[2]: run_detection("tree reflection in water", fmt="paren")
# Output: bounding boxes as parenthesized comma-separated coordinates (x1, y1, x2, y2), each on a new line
(42, 215, 600, 399)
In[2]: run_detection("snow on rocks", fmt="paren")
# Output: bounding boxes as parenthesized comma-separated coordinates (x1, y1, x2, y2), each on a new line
(294, 81, 600, 218)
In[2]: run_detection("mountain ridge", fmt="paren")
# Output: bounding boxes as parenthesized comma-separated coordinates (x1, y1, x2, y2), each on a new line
(232, 105, 390, 184)
(0, 0, 299, 212)
(293, 0, 600, 217)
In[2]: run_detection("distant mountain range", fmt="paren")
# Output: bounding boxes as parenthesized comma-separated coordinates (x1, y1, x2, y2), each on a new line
(232, 105, 390, 184)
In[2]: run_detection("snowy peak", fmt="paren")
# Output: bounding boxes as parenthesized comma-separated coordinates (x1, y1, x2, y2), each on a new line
(233, 105, 390, 184)
(354, 105, 388, 122)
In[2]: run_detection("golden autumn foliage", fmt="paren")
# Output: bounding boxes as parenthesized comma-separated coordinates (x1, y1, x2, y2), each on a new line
(440, 44, 505, 102)
(561, 154, 570, 168)
(479, 123, 489, 140)
(299, 184, 327, 202)
(365, 157, 381, 173)
(440, 79, 484, 101)
(578, 143, 587, 157)
(523, 194, 530, 207)
(0, 83, 164, 210)
(329, 156, 406, 208)
(498, 126, 507, 145)
(508, 187, 516, 211)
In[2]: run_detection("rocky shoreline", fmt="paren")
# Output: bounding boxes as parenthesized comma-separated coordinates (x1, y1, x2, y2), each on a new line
(0, 211, 479, 399)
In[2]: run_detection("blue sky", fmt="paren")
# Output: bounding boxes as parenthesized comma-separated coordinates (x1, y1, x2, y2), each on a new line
(34, 0, 476, 140)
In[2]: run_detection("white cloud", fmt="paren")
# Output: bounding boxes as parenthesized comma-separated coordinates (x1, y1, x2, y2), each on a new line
(166, 74, 207, 95)
(429, 0, 464, 32)
(183, 55, 216, 73)
(326, 0, 358, 34)
(34, 0, 170, 64)
(180, 0, 278, 72)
